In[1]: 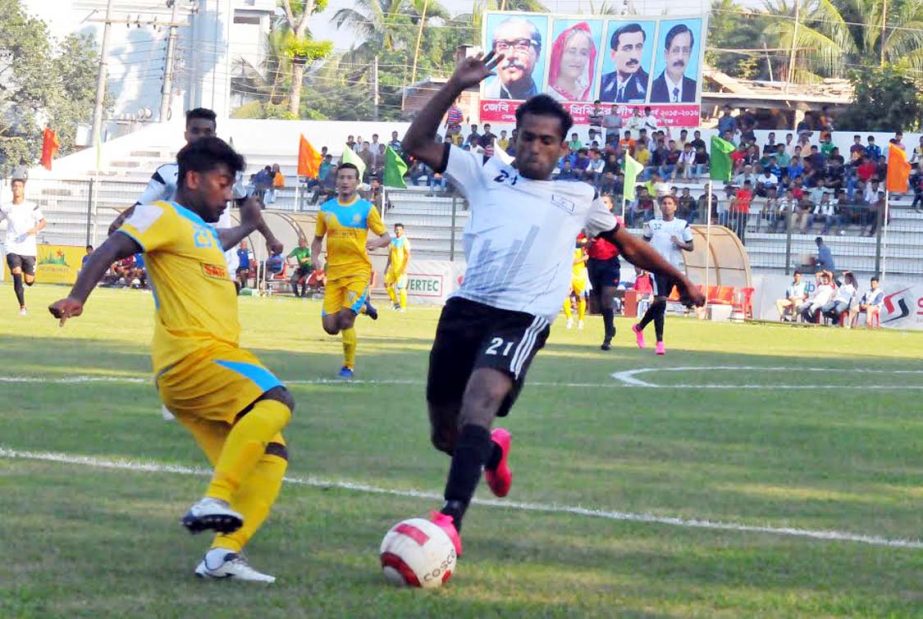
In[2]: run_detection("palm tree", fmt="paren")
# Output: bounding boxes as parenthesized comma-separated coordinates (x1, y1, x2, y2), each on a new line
(332, 0, 450, 55)
(762, 0, 923, 83)
(280, 0, 333, 116)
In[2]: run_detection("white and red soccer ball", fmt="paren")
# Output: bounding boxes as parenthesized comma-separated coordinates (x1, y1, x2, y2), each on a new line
(380, 518, 457, 588)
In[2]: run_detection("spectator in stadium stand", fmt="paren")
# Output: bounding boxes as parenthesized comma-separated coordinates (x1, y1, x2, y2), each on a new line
(717, 104, 736, 137)
(444, 98, 464, 141)
(762, 132, 777, 155)
(730, 180, 752, 242)
(626, 106, 645, 139)
(408, 159, 429, 186)
(370, 133, 381, 153)
(628, 186, 655, 226)
(865, 135, 882, 161)
(733, 164, 757, 188)
(730, 143, 747, 174)
(465, 124, 481, 148)
(796, 112, 814, 138)
(633, 141, 651, 173)
(893, 130, 907, 152)
(814, 236, 836, 273)
(755, 165, 779, 197)
(266, 163, 283, 205)
(558, 160, 578, 180)
(346, 135, 356, 151)
(600, 152, 622, 194)
(479, 123, 496, 148)
(568, 132, 583, 151)
(810, 193, 841, 234)
(643, 106, 659, 133)
(783, 132, 796, 156)
(771, 189, 795, 232)
(775, 143, 790, 167)
(586, 149, 605, 186)
(865, 191, 887, 237)
(910, 164, 923, 210)
(851, 276, 884, 327)
(588, 100, 604, 129)
(371, 144, 386, 179)
(776, 269, 807, 321)
(912, 136, 923, 164)
(388, 131, 403, 155)
(497, 130, 509, 152)
(674, 142, 695, 180)
(602, 104, 622, 141)
(693, 143, 709, 177)
(800, 270, 835, 323)
(697, 190, 717, 224)
(677, 187, 697, 222)
(353, 136, 363, 152)
(856, 155, 877, 184)
(823, 271, 857, 324)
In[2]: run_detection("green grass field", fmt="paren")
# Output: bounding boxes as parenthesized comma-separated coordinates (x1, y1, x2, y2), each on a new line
(2, 285, 923, 618)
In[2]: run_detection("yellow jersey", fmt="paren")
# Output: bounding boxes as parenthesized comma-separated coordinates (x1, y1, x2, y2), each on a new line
(118, 200, 238, 374)
(388, 236, 411, 274)
(315, 196, 386, 281)
(572, 247, 587, 278)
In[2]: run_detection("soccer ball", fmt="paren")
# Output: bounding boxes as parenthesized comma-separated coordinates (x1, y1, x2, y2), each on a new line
(379, 518, 457, 588)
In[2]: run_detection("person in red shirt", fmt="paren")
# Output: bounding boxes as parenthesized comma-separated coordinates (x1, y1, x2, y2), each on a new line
(730, 180, 752, 243)
(585, 194, 624, 350)
(856, 156, 877, 183)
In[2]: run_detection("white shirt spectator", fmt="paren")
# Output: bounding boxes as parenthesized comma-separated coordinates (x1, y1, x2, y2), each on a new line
(832, 282, 856, 306)
(860, 287, 885, 307)
(757, 172, 779, 187)
(733, 172, 757, 187)
(809, 283, 834, 311)
(786, 280, 807, 301)
(813, 199, 836, 217)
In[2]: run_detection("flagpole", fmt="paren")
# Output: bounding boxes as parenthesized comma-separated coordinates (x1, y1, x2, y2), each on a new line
(621, 194, 627, 220)
(882, 189, 890, 282)
(705, 180, 713, 316)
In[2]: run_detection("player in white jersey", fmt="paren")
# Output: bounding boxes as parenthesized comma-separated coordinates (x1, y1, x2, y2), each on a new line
(0, 177, 46, 315)
(631, 195, 694, 355)
(400, 52, 705, 556)
(108, 108, 282, 270)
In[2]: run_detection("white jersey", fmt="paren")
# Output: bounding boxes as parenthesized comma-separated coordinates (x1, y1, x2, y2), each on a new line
(0, 201, 44, 256)
(642, 217, 692, 269)
(443, 145, 618, 322)
(136, 162, 249, 272)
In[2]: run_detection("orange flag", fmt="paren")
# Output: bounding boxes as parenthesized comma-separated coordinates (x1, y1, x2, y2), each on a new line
(886, 143, 911, 192)
(297, 134, 322, 178)
(41, 126, 60, 171)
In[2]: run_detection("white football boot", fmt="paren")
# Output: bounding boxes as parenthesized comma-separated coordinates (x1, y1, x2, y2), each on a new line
(195, 549, 275, 583)
(181, 498, 243, 534)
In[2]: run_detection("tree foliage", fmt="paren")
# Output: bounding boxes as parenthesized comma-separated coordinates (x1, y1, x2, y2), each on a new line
(836, 64, 923, 131)
(0, 0, 99, 174)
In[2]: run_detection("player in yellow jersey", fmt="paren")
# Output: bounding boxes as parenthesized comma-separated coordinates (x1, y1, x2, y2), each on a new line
(311, 163, 391, 379)
(49, 138, 292, 583)
(562, 236, 588, 330)
(384, 223, 411, 311)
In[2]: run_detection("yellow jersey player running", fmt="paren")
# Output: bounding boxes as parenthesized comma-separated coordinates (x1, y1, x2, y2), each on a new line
(49, 138, 293, 583)
(384, 223, 411, 311)
(563, 236, 588, 329)
(311, 163, 390, 379)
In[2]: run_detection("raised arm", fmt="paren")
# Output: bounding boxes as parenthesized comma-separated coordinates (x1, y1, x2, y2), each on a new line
(601, 226, 705, 306)
(401, 52, 504, 170)
(49, 232, 141, 324)
(220, 195, 265, 251)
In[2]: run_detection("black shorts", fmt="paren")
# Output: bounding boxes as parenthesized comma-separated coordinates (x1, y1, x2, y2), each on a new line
(6, 254, 36, 276)
(652, 273, 679, 298)
(426, 297, 550, 417)
(587, 257, 620, 291)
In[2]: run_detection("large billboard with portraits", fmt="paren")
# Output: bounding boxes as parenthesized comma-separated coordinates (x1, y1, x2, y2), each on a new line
(480, 12, 707, 127)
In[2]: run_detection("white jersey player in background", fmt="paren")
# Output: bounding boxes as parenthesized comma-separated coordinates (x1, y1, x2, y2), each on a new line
(631, 194, 694, 355)
(0, 177, 46, 315)
(400, 51, 705, 557)
(108, 108, 282, 420)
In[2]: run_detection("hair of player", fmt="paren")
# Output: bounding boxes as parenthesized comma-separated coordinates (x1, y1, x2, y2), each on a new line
(515, 94, 573, 142)
(664, 24, 694, 50)
(337, 162, 360, 179)
(610, 22, 645, 50)
(10, 177, 26, 186)
(394, 222, 404, 229)
(185, 108, 217, 128)
(660, 194, 677, 207)
(871, 276, 879, 283)
(176, 137, 245, 188)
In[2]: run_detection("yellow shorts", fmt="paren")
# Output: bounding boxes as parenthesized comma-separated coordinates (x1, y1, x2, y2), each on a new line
(571, 276, 587, 296)
(156, 344, 284, 425)
(384, 269, 407, 290)
(322, 273, 370, 316)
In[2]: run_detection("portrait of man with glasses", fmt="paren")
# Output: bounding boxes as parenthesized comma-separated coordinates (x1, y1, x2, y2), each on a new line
(484, 16, 544, 100)
(650, 23, 698, 104)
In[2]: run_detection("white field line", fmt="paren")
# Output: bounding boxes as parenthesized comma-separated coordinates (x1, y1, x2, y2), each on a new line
(1, 446, 921, 550)
(0, 368, 922, 390)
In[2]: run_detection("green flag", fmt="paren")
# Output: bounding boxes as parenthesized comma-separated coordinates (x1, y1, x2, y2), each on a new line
(382, 146, 408, 188)
(340, 145, 366, 180)
(710, 135, 736, 182)
(623, 154, 644, 201)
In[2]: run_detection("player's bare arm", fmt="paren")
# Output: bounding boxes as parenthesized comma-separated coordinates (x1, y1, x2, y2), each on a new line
(603, 226, 705, 306)
(671, 234, 694, 251)
(49, 232, 141, 324)
(366, 231, 391, 252)
(402, 52, 504, 170)
(220, 195, 265, 251)
(311, 235, 324, 272)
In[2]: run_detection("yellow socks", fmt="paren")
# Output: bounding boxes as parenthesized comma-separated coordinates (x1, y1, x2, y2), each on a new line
(399, 288, 407, 310)
(206, 399, 291, 503)
(386, 286, 397, 304)
(213, 437, 288, 552)
(342, 327, 357, 369)
(563, 297, 573, 318)
(577, 296, 587, 321)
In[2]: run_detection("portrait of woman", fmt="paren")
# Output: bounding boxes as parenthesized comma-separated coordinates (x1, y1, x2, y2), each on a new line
(547, 22, 597, 103)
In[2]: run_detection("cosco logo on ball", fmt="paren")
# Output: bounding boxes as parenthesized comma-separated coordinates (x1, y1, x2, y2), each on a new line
(421, 550, 457, 583)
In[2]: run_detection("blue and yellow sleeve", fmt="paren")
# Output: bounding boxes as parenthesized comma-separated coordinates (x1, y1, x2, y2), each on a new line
(118, 201, 179, 253)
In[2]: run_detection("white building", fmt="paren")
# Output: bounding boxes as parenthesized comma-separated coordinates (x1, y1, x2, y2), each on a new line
(23, 0, 277, 140)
